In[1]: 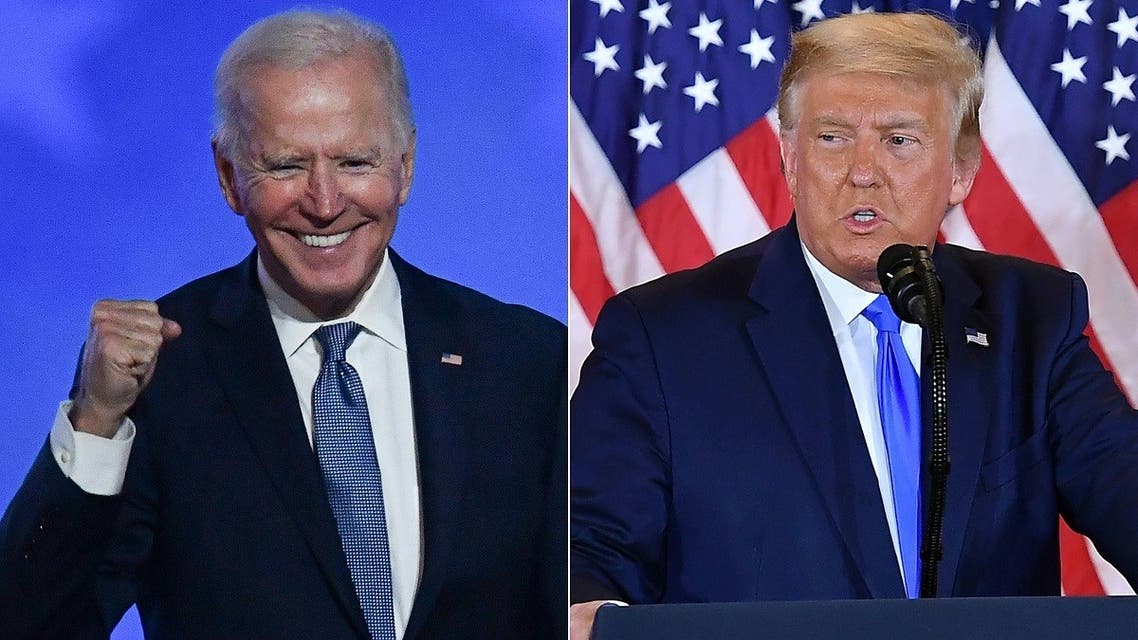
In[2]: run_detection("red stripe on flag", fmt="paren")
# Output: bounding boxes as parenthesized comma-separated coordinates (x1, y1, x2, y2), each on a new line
(1099, 179, 1138, 290)
(570, 194, 616, 325)
(964, 147, 1059, 266)
(1060, 518, 1107, 595)
(636, 183, 716, 273)
(725, 118, 793, 230)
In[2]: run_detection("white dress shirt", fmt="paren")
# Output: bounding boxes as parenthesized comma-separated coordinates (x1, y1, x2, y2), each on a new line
(800, 242, 923, 591)
(50, 249, 422, 638)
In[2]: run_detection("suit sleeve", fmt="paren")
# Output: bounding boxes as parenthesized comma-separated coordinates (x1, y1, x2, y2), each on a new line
(1, 407, 158, 638)
(571, 293, 672, 605)
(0, 440, 125, 639)
(1047, 272, 1138, 588)
(536, 349, 569, 638)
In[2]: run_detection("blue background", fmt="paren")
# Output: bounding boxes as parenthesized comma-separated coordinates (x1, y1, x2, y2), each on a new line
(0, 2, 565, 637)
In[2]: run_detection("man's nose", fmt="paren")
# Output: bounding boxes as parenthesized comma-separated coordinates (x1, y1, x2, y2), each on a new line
(304, 163, 346, 220)
(848, 137, 881, 188)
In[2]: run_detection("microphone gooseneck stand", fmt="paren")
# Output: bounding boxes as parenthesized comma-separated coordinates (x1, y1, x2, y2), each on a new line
(916, 250, 950, 599)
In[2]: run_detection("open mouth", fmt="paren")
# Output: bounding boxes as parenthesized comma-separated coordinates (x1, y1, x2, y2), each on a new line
(297, 229, 352, 248)
(851, 210, 877, 222)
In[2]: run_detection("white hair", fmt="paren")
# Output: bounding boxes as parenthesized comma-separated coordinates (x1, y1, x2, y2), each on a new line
(212, 9, 413, 159)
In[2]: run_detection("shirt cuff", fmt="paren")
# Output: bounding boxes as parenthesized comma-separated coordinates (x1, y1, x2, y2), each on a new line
(49, 400, 135, 496)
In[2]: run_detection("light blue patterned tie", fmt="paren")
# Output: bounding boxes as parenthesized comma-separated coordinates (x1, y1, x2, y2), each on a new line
(313, 322, 395, 639)
(862, 296, 922, 599)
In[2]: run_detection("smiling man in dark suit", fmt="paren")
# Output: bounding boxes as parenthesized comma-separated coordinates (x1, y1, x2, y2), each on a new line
(0, 9, 564, 639)
(571, 11, 1138, 639)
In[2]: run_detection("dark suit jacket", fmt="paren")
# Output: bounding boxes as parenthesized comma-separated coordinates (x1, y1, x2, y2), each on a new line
(1, 250, 566, 639)
(571, 220, 1138, 604)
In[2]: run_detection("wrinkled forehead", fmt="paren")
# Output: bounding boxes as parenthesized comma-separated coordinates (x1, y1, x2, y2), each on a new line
(240, 55, 387, 110)
(789, 70, 957, 129)
(233, 57, 397, 147)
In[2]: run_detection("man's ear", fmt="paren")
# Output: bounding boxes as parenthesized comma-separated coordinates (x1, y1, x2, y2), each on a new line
(398, 129, 417, 206)
(779, 130, 798, 195)
(948, 149, 981, 207)
(213, 140, 243, 215)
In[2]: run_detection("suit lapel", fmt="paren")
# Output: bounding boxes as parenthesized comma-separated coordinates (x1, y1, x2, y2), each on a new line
(927, 249, 995, 595)
(745, 224, 904, 598)
(391, 252, 473, 640)
(205, 254, 369, 638)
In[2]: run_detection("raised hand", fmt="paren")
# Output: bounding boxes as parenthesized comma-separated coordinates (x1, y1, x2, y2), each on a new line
(69, 300, 182, 438)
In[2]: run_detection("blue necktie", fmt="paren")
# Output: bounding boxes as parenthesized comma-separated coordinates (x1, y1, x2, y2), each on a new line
(862, 296, 922, 599)
(313, 322, 396, 639)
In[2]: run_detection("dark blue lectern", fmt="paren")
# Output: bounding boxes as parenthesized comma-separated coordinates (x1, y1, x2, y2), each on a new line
(592, 597, 1138, 640)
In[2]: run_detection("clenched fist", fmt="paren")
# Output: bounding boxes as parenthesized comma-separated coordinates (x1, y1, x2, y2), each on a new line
(69, 300, 182, 438)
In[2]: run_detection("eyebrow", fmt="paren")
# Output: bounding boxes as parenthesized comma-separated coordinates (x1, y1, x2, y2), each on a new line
(333, 146, 386, 160)
(259, 152, 307, 166)
(258, 145, 387, 165)
(810, 114, 932, 132)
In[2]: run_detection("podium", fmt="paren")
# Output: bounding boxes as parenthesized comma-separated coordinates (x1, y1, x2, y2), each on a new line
(592, 596, 1138, 640)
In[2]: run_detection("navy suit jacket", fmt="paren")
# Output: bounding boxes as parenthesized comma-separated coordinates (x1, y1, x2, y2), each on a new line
(571, 221, 1138, 604)
(1, 250, 566, 639)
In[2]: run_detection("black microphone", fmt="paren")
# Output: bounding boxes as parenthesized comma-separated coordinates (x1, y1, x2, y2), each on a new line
(876, 243, 939, 327)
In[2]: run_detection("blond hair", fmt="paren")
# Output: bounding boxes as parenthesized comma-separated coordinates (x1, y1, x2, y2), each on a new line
(777, 12, 982, 160)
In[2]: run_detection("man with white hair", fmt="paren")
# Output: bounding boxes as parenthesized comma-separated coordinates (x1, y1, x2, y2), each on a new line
(1, 9, 565, 639)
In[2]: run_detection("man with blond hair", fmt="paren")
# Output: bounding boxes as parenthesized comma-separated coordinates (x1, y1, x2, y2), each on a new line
(571, 11, 1138, 638)
(1, 9, 564, 639)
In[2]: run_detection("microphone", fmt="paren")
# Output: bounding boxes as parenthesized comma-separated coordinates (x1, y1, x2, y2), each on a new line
(877, 242, 951, 599)
(876, 244, 939, 327)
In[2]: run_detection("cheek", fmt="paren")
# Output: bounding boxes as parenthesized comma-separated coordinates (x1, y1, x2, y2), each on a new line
(354, 177, 403, 212)
(798, 153, 847, 195)
(244, 181, 301, 216)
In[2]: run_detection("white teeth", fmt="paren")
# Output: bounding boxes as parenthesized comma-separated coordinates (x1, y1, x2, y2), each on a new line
(299, 229, 351, 247)
(852, 211, 876, 222)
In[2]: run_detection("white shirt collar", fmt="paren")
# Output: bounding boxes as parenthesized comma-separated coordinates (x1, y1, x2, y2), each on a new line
(800, 241, 881, 328)
(257, 249, 407, 356)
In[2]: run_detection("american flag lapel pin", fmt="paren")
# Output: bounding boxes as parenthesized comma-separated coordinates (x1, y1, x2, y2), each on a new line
(965, 328, 989, 347)
(441, 353, 463, 366)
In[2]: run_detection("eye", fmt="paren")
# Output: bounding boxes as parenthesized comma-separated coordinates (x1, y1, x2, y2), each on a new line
(886, 135, 916, 146)
(266, 163, 303, 176)
(341, 158, 376, 171)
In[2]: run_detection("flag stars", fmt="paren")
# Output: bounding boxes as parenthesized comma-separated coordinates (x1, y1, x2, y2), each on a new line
(639, 0, 672, 34)
(1050, 48, 1088, 87)
(1095, 125, 1131, 165)
(1014, 0, 1040, 11)
(739, 30, 776, 69)
(1058, 0, 1093, 31)
(754, 0, 779, 8)
(793, 0, 826, 26)
(635, 55, 668, 95)
(1107, 8, 1138, 48)
(590, 0, 624, 18)
(688, 13, 724, 52)
(949, 0, 976, 11)
(629, 114, 663, 153)
(583, 37, 619, 77)
(1103, 67, 1136, 106)
(683, 72, 720, 112)
(851, 1, 876, 13)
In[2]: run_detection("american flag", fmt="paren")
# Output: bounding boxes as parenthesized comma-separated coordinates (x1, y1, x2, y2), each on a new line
(570, 0, 1138, 596)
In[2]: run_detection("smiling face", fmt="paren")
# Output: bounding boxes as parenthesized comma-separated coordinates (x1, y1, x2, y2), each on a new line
(780, 71, 978, 292)
(214, 51, 415, 319)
